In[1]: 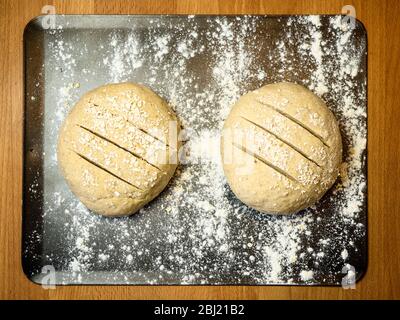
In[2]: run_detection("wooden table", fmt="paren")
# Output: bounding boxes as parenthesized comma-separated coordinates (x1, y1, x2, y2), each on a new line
(1, 0, 399, 300)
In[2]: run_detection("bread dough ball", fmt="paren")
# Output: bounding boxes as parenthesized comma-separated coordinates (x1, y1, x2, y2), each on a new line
(221, 82, 342, 214)
(58, 83, 180, 217)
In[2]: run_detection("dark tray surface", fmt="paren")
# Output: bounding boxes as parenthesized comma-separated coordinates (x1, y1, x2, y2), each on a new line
(23, 14, 367, 285)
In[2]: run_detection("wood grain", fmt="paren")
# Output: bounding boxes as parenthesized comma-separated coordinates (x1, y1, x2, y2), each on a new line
(0, 0, 399, 300)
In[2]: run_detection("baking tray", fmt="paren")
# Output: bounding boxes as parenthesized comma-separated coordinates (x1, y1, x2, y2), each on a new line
(23, 15, 367, 285)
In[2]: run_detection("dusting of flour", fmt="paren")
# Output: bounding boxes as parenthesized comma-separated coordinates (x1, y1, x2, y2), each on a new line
(24, 15, 367, 285)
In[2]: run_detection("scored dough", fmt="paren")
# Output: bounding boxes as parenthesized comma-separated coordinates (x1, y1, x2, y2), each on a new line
(57, 82, 180, 217)
(221, 82, 342, 214)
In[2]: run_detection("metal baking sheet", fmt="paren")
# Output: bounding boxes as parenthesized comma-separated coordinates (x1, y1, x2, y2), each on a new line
(23, 15, 367, 285)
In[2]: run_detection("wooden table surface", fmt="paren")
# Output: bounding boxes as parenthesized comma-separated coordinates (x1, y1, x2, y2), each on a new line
(1, 0, 399, 300)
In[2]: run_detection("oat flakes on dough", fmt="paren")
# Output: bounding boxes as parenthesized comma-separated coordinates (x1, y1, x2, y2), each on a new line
(57, 82, 180, 217)
(221, 82, 342, 214)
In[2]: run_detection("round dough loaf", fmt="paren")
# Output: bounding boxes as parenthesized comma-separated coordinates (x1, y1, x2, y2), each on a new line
(221, 82, 342, 214)
(57, 83, 180, 217)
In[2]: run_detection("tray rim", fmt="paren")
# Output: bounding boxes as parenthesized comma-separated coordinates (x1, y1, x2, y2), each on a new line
(21, 13, 368, 287)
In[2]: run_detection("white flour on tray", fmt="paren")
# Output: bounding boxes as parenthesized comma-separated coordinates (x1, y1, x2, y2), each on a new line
(26, 15, 367, 284)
